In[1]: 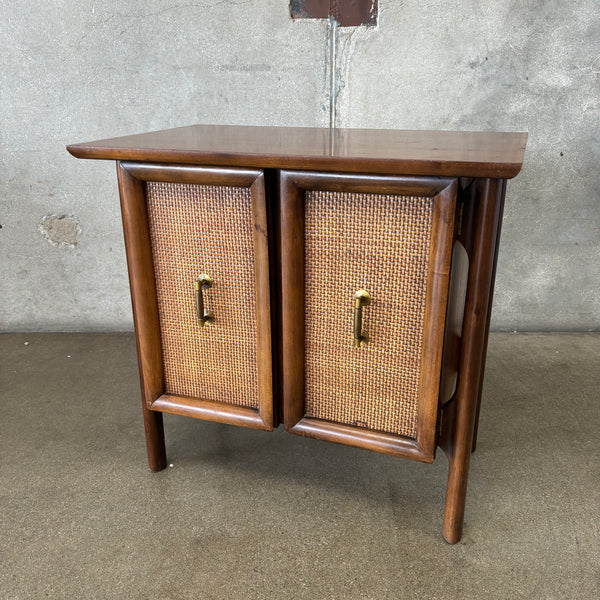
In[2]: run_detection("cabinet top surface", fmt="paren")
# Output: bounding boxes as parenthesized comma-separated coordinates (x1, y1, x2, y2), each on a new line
(67, 124, 527, 178)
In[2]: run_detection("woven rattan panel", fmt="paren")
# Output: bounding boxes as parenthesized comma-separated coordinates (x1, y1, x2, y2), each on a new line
(146, 181, 259, 408)
(304, 190, 434, 438)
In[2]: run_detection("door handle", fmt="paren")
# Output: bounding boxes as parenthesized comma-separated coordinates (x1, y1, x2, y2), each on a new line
(353, 290, 371, 347)
(195, 274, 214, 327)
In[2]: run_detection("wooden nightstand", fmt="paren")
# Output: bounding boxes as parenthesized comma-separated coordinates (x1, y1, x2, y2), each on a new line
(68, 125, 527, 542)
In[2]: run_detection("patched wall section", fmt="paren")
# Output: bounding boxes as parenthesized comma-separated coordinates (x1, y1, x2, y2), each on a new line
(39, 215, 81, 248)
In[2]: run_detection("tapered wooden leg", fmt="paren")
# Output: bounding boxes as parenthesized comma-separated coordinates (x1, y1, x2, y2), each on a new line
(142, 406, 167, 471)
(443, 456, 468, 543)
(118, 162, 168, 472)
(441, 400, 476, 544)
(439, 178, 506, 543)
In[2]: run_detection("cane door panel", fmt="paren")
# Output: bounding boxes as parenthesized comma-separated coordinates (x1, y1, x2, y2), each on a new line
(280, 171, 456, 460)
(117, 163, 273, 431)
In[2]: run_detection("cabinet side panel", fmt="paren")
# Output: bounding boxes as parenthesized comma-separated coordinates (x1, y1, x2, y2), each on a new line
(303, 191, 434, 438)
(146, 181, 259, 408)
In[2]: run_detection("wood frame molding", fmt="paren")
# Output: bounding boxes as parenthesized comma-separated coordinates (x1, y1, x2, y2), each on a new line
(116, 161, 274, 472)
(279, 170, 457, 463)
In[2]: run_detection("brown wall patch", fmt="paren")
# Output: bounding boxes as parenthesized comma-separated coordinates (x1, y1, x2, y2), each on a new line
(290, 0, 378, 27)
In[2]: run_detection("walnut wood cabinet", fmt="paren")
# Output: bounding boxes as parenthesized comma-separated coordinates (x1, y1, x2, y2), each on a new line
(68, 125, 527, 543)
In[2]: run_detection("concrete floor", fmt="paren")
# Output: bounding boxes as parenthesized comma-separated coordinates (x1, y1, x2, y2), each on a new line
(1, 333, 598, 599)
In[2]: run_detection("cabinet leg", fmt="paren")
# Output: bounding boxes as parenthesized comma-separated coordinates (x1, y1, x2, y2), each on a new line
(142, 406, 167, 472)
(471, 386, 484, 454)
(440, 399, 474, 545)
(439, 179, 506, 542)
(442, 444, 471, 544)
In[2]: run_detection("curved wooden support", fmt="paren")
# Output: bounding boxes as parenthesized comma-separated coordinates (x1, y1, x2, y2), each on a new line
(439, 178, 506, 543)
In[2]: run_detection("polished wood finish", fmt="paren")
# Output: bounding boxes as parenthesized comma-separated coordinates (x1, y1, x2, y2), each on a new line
(292, 418, 424, 459)
(251, 172, 274, 430)
(70, 125, 526, 543)
(279, 171, 456, 462)
(121, 162, 263, 186)
(471, 179, 507, 453)
(67, 125, 527, 179)
(439, 178, 506, 543)
(116, 163, 166, 471)
(116, 162, 275, 466)
(279, 172, 306, 431)
(151, 394, 270, 429)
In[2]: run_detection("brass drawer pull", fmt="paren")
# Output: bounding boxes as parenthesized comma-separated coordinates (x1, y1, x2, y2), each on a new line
(195, 274, 214, 327)
(353, 290, 371, 348)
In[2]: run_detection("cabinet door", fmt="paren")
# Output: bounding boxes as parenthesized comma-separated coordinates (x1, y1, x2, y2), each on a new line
(117, 163, 273, 431)
(280, 171, 456, 461)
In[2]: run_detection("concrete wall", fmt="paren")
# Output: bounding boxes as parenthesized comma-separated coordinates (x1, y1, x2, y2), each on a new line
(1, 1, 598, 331)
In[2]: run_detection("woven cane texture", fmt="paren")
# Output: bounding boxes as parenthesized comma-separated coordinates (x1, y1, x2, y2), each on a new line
(304, 190, 434, 438)
(146, 181, 259, 408)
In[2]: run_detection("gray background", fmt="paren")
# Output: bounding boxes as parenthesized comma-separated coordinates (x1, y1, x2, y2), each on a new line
(1, 1, 598, 332)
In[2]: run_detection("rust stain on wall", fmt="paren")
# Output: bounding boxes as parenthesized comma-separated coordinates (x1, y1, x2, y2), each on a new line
(291, 0, 378, 27)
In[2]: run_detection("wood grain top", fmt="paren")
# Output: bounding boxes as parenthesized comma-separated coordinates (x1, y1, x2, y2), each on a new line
(67, 124, 527, 178)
